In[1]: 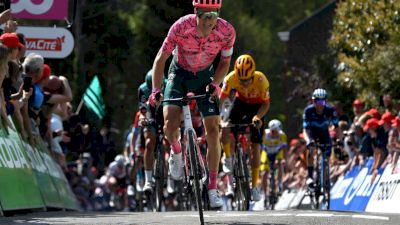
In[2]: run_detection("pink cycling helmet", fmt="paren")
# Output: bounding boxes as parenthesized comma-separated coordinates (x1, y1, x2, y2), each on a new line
(192, 0, 222, 9)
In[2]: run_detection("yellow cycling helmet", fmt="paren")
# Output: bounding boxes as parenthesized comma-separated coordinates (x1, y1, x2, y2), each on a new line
(234, 54, 256, 80)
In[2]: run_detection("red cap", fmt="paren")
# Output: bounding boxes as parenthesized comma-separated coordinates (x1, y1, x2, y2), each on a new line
(363, 118, 380, 132)
(367, 108, 381, 120)
(379, 112, 394, 125)
(0, 33, 24, 48)
(36, 64, 51, 84)
(392, 116, 400, 127)
(352, 99, 364, 106)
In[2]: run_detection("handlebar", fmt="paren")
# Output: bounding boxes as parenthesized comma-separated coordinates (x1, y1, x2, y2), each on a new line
(223, 123, 254, 129)
(161, 94, 211, 106)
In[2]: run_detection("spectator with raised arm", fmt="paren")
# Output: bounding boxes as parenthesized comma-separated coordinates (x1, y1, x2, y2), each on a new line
(21, 53, 45, 147)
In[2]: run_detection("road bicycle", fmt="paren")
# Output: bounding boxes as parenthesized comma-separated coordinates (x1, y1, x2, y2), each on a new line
(308, 142, 332, 210)
(161, 93, 212, 225)
(224, 123, 253, 211)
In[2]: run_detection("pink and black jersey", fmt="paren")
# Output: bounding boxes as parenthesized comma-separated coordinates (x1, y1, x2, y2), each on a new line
(161, 14, 236, 73)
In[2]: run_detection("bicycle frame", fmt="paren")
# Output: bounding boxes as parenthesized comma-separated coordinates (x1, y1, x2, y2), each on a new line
(313, 143, 331, 210)
(181, 104, 208, 189)
(162, 94, 209, 225)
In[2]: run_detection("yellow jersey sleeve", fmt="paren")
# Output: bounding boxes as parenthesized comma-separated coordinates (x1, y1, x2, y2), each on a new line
(220, 71, 235, 98)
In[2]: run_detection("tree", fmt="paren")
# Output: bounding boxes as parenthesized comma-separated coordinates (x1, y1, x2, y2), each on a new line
(330, 0, 400, 105)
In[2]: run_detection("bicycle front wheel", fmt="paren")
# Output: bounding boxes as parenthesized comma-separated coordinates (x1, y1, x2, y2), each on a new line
(321, 157, 330, 210)
(235, 149, 250, 211)
(154, 143, 165, 212)
(187, 130, 204, 225)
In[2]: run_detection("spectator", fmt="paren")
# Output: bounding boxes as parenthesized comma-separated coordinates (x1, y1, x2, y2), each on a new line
(3, 60, 30, 137)
(0, 44, 13, 130)
(21, 52, 44, 146)
(0, 32, 24, 61)
(363, 118, 386, 183)
(380, 94, 394, 114)
(16, 33, 26, 64)
(358, 108, 381, 127)
(0, 9, 11, 26)
(3, 20, 17, 34)
(352, 99, 365, 126)
(333, 100, 351, 125)
(388, 116, 400, 172)
(39, 70, 73, 154)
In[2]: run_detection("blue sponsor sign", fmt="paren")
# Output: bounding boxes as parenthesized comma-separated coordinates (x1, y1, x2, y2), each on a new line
(330, 158, 382, 211)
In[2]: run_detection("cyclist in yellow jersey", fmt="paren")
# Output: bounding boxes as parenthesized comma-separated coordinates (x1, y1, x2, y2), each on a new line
(260, 119, 287, 197)
(219, 54, 270, 202)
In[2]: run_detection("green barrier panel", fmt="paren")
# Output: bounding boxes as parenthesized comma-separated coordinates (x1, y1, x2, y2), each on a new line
(0, 118, 79, 212)
(21, 140, 63, 209)
(0, 129, 45, 211)
(35, 140, 79, 210)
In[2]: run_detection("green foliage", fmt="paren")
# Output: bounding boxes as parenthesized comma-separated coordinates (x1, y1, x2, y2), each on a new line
(330, 0, 400, 105)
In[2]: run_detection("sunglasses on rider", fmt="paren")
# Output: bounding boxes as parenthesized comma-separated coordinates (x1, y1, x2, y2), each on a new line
(314, 99, 326, 106)
(196, 9, 219, 20)
(239, 77, 253, 84)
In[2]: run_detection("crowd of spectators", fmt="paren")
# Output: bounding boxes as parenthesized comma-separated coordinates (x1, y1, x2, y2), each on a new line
(0, 9, 120, 211)
(282, 95, 400, 191)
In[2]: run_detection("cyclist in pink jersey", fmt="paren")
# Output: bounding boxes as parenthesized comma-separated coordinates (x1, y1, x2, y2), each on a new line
(149, 0, 235, 208)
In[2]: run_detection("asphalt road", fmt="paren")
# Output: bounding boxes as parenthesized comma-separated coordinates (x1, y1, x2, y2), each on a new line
(0, 210, 399, 225)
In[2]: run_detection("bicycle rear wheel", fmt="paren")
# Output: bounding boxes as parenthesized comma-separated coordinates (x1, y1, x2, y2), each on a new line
(187, 130, 204, 225)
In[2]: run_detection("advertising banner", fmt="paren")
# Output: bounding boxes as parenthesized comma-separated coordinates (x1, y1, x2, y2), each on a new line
(17, 26, 74, 59)
(11, 0, 69, 20)
(330, 158, 382, 211)
(0, 127, 44, 211)
(365, 160, 400, 213)
(36, 143, 78, 210)
(0, 118, 78, 211)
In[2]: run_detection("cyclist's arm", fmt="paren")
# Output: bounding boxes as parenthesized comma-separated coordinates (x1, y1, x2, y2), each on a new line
(256, 74, 270, 118)
(256, 102, 270, 119)
(302, 108, 313, 144)
(152, 49, 170, 90)
(213, 59, 231, 85)
(219, 73, 234, 109)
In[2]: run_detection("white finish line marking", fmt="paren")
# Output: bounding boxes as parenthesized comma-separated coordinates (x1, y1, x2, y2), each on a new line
(352, 215, 390, 220)
(165, 212, 390, 221)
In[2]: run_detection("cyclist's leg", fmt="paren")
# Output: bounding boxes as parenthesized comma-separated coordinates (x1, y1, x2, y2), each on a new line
(221, 126, 233, 173)
(250, 119, 264, 201)
(203, 115, 223, 207)
(276, 149, 285, 192)
(260, 150, 270, 196)
(203, 116, 221, 188)
(143, 126, 156, 191)
(164, 105, 183, 180)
